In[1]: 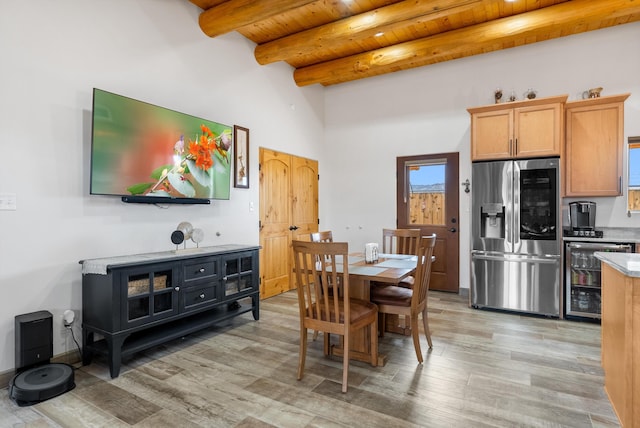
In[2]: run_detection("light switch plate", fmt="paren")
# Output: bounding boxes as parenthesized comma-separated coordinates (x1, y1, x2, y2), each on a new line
(0, 193, 17, 210)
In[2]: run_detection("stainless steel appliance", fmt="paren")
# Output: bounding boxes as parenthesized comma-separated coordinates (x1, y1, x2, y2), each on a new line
(471, 157, 561, 317)
(565, 201, 602, 237)
(565, 241, 634, 320)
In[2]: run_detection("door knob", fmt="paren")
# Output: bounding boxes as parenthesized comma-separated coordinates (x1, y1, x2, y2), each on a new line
(450, 227, 457, 233)
(289, 225, 299, 231)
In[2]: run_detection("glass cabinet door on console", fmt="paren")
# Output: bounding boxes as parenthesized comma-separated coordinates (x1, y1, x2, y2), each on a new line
(121, 264, 178, 328)
(223, 251, 257, 298)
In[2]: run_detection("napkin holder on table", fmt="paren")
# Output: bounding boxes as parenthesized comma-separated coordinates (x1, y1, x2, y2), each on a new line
(364, 243, 379, 264)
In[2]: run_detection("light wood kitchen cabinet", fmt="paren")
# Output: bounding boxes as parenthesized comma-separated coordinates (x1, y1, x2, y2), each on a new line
(564, 93, 630, 196)
(468, 95, 567, 161)
(600, 260, 640, 427)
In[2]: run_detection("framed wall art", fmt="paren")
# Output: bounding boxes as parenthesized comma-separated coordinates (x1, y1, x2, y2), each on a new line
(233, 125, 249, 188)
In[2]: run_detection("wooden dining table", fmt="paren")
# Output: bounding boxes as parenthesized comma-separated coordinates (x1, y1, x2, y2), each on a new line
(329, 252, 417, 366)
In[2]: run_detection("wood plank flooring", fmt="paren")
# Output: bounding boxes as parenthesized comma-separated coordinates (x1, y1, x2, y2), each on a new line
(0, 291, 620, 427)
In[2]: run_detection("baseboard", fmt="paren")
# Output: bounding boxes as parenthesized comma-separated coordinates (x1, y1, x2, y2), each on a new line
(1, 350, 82, 389)
(458, 287, 469, 298)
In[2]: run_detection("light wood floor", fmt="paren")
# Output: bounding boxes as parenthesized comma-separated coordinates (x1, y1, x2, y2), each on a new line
(0, 291, 620, 427)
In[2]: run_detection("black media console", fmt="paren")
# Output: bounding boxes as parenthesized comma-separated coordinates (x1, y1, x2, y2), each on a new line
(80, 245, 260, 378)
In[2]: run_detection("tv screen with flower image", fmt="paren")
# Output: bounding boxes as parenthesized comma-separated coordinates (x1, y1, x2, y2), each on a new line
(90, 88, 232, 203)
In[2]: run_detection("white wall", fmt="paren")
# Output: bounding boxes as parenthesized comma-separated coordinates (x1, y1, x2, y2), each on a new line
(1, 1, 638, 374)
(322, 23, 640, 290)
(0, 1, 324, 373)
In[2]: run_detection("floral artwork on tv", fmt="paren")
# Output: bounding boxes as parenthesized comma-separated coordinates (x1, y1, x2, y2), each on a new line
(90, 88, 232, 201)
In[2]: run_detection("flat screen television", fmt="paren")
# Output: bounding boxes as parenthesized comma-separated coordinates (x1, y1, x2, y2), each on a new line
(90, 88, 232, 204)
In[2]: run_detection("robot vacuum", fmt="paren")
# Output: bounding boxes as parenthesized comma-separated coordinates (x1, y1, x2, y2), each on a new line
(9, 363, 75, 407)
(10, 310, 76, 406)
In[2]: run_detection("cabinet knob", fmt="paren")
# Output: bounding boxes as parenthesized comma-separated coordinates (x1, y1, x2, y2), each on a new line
(174, 286, 180, 291)
(199, 268, 205, 273)
(199, 293, 205, 299)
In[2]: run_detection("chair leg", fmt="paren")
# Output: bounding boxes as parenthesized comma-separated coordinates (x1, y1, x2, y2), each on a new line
(298, 327, 308, 380)
(410, 314, 423, 363)
(323, 332, 331, 356)
(313, 330, 319, 341)
(342, 331, 349, 393)
(378, 313, 385, 337)
(422, 307, 433, 349)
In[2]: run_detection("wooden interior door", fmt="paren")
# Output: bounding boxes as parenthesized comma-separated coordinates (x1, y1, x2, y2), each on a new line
(291, 156, 319, 241)
(259, 148, 318, 299)
(397, 152, 460, 293)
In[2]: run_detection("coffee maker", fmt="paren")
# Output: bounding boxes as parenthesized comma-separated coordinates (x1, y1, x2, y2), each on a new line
(567, 201, 601, 237)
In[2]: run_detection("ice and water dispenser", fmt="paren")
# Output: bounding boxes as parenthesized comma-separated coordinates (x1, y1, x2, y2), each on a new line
(480, 203, 505, 239)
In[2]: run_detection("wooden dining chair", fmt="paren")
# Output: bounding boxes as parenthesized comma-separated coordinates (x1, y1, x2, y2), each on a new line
(292, 240, 378, 393)
(371, 234, 436, 363)
(310, 230, 333, 243)
(380, 228, 421, 288)
(382, 228, 421, 256)
(310, 231, 334, 340)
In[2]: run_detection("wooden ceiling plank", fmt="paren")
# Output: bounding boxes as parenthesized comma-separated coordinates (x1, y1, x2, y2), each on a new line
(198, 0, 318, 37)
(254, 0, 486, 65)
(293, 0, 640, 86)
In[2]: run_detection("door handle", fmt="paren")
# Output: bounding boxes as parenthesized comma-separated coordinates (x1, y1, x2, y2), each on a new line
(450, 227, 457, 233)
(289, 225, 299, 231)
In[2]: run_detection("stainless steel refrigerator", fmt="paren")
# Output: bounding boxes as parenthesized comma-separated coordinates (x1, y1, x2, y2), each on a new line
(471, 157, 561, 317)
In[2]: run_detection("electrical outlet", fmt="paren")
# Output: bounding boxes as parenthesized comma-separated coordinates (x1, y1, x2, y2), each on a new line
(63, 310, 75, 327)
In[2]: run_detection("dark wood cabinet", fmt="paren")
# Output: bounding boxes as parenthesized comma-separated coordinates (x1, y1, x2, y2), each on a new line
(80, 245, 259, 378)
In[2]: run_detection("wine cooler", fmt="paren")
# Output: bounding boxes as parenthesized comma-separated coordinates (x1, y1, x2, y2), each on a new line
(565, 241, 634, 320)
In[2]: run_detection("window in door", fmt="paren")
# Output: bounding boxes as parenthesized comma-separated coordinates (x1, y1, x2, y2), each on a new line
(406, 161, 445, 226)
(628, 136, 640, 212)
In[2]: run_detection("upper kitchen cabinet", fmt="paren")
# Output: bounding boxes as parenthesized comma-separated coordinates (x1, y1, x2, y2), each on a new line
(564, 94, 630, 197)
(468, 95, 567, 161)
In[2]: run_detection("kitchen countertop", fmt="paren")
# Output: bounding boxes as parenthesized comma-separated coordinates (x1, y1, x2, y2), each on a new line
(594, 251, 640, 278)
(563, 227, 640, 243)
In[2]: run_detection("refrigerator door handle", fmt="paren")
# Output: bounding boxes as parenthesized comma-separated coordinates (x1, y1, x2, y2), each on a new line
(505, 161, 514, 252)
(472, 251, 560, 264)
(512, 161, 521, 251)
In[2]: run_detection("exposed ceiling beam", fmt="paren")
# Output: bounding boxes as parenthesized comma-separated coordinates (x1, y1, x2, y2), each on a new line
(198, 0, 318, 38)
(254, 0, 483, 66)
(293, 0, 640, 86)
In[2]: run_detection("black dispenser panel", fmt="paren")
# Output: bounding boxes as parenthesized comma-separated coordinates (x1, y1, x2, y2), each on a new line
(15, 310, 53, 370)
